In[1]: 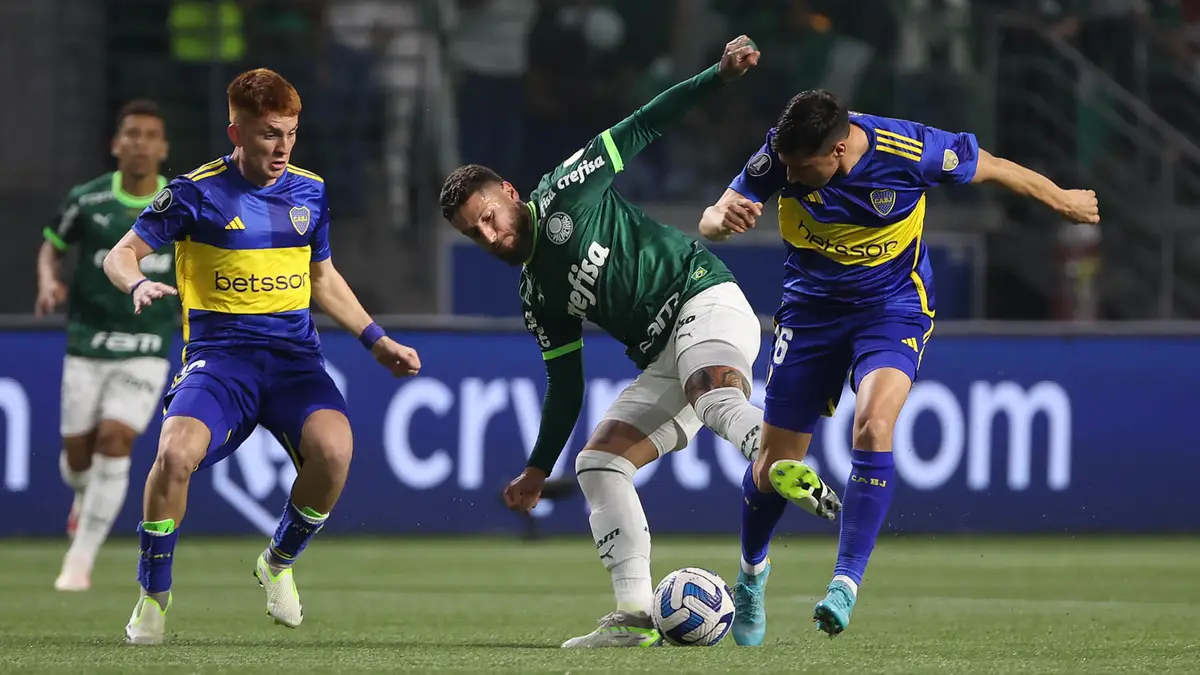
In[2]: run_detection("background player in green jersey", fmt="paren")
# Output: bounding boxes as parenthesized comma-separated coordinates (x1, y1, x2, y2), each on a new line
(35, 100, 177, 592)
(440, 36, 841, 649)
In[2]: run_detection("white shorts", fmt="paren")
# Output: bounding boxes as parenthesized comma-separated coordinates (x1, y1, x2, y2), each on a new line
(602, 282, 762, 456)
(60, 355, 171, 437)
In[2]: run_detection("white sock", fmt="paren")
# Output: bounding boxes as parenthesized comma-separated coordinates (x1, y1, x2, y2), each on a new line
(740, 555, 768, 576)
(694, 388, 764, 461)
(575, 449, 654, 617)
(832, 574, 859, 597)
(59, 450, 90, 495)
(65, 455, 131, 569)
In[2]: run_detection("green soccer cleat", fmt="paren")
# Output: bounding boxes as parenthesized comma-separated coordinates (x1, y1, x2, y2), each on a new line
(561, 611, 663, 648)
(731, 561, 770, 646)
(768, 459, 842, 521)
(813, 580, 856, 637)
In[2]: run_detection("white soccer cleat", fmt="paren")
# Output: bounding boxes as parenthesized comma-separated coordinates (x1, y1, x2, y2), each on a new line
(254, 554, 303, 628)
(124, 592, 170, 645)
(54, 552, 91, 592)
(561, 611, 663, 648)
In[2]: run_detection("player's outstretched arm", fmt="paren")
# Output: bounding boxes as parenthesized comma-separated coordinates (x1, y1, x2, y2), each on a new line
(504, 350, 586, 513)
(971, 149, 1100, 224)
(605, 36, 760, 168)
(309, 259, 420, 377)
(104, 230, 178, 315)
(699, 188, 764, 241)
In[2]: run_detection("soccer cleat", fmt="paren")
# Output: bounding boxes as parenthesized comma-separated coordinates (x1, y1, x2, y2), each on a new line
(54, 552, 91, 592)
(124, 592, 171, 645)
(66, 494, 81, 539)
(813, 580, 856, 637)
(561, 611, 663, 648)
(254, 554, 303, 628)
(731, 562, 770, 646)
(768, 459, 842, 521)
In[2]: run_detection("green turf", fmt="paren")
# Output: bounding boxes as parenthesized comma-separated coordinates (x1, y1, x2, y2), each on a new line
(2, 536, 1198, 673)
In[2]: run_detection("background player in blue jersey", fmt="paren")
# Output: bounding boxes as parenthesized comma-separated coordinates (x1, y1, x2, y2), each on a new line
(101, 68, 422, 645)
(700, 90, 1100, 642)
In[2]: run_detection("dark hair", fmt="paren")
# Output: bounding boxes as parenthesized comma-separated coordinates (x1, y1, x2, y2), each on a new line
(440, 164, 504, 220)
(771, 90, 849, 157)
(115, 99, 165, 134)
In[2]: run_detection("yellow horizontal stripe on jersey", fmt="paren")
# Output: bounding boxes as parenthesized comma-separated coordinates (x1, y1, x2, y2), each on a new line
(778, 194, 926, 267)
(190, 164, 228, 182)
(175, 240, 312, 315)
(287, 164, 324, 182)
(186, 158, 225, 179)
(875, 128, 923, 149)
(875, 140, 922, 162)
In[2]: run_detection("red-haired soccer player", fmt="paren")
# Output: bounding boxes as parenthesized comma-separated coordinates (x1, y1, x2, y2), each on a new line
(103, 68, 422, 645)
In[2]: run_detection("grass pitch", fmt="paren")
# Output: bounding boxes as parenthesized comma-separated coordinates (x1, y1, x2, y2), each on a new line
(1, 535, 1198, 673)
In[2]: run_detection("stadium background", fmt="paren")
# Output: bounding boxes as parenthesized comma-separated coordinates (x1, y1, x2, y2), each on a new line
(2, 2, 1199, 670)
(3, 0, 1198, 538)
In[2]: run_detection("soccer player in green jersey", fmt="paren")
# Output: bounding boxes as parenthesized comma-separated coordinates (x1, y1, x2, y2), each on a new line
(36, 100, 177, 592)
(441, 36, 842, 648)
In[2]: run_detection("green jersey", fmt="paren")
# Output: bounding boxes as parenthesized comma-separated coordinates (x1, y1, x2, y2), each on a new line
(520, 64, 735, 370)
(45, 172, 177, 360)
(520, 63, 740, 474)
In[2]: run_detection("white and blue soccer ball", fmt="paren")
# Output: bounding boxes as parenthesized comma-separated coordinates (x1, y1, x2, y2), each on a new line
(651, 567, 735, 646)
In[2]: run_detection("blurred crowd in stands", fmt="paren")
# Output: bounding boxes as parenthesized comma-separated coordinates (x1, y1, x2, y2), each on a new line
(100, 0, 1200, 218)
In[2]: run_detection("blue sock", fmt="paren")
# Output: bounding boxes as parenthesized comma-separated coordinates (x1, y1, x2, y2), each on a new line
(137, 519, 178, 594)
(267, 501, 328, 568)
(833, 450, 896, 585)
(739, 463, 787, 573)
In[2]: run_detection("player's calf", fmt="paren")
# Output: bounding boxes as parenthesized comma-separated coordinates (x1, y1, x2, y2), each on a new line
(256, 410, 350, 628)
(58, 422, 137, 591)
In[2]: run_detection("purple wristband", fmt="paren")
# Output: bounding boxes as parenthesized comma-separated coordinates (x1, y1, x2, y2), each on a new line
(129, 278, 150, 296)
(359, 322, 386, 350)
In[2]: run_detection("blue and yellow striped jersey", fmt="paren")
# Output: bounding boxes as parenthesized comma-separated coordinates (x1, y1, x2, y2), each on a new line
(132, 156, 331, 356)
(729, 113, 979, 308)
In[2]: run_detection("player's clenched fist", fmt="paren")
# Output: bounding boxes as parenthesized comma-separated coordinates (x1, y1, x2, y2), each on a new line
(503, 467, 547, 513)
(699, 191, 763, 241)
(35, 280, 67, 317)
(1056, 189, 1100, 224)
(718, 35, 760, 82)
(131, 280, 177, 315)
(371, 337, 421, 377)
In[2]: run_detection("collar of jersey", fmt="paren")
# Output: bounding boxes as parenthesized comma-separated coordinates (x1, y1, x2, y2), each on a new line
(111, 171, 168, 209)
(838, 122, 876, 183)
(522, 200, 539, 266)
(222, 155, 292, 194)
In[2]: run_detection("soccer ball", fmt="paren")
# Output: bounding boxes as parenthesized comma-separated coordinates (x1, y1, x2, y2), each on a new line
(651, 567, 735, 646)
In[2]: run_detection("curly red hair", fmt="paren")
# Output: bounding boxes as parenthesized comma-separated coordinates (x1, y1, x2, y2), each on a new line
(227, 68, 302, 123)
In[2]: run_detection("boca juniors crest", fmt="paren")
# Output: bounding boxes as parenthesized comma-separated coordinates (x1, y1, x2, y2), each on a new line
(870, 189, 896, 216)
(289, 205, 311, 235)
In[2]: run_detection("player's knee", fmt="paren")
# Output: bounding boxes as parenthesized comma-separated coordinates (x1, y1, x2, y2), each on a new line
(683, 364, 751, 406)
(95, 423, 137, 458)
(575, 448, 636, 483)
(852, 415, 894, 451)
(299, 410, 354, 477)
(156, 417, 211, 482)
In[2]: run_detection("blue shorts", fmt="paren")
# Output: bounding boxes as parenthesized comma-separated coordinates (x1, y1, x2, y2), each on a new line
(162, 347, 347, 470)
(764, 299, 934, 434)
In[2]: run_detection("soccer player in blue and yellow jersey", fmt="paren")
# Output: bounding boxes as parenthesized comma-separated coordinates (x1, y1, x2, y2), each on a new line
(700, 91, 1099, 642)
(102, 68, 422, 645)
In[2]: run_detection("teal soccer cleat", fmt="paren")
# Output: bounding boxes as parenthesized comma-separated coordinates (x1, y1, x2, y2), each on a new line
(813, 580, 856, 637)
(732, 561, 770, 646)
